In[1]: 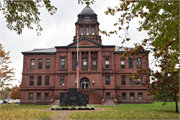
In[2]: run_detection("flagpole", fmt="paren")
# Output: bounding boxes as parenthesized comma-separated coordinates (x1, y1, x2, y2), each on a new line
(77, 31, 79, 90)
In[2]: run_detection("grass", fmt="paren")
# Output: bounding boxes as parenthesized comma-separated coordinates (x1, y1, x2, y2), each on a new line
(0, 104, 57, 120)
(0, 102, 179, 119)
(68, 102, 180, 119)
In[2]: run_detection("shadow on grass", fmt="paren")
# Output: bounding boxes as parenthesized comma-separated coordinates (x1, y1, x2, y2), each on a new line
(154, 109, 178, 113)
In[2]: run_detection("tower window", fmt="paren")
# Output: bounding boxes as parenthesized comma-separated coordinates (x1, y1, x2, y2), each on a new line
(80, 27, 83, 35)
(91, 27, 94, 35)
(86, 27, 89, 35)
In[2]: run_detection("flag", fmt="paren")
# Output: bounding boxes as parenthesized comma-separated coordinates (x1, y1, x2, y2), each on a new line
(76, 61, 79, 77)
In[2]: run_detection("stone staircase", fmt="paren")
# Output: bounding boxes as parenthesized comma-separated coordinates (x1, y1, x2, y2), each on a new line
(49, 100, 59, 105)
(103, 99, 118, 105)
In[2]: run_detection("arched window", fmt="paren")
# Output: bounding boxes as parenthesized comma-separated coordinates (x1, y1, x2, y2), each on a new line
(91, 27, 94, 35)
(81, 78, 89, 89)
(86, 27, 89, 35)
(80, 27, 83, 35)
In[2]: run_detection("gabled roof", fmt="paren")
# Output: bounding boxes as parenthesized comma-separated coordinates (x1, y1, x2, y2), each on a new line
(55, 37, 105, 48)
(68, 37, 102, 47)
(22, 47, 56, 55)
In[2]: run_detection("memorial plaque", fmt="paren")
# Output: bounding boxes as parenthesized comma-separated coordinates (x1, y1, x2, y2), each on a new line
(60, 88, 87, 106)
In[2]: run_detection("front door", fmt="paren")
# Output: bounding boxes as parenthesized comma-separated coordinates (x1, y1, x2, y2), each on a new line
(81, 78, 89, 89)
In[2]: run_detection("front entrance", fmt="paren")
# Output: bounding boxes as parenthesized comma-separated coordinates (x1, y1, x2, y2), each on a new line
(81, 78, 89, 89)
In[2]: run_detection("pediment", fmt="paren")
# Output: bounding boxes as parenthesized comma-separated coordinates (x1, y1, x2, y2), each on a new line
(68, 37, 102, 47)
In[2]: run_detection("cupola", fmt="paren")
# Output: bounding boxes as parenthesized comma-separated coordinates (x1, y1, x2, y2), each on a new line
(73, 5, 102, 44)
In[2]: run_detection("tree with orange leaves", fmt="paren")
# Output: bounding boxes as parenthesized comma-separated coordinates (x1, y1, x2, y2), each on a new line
(10, 85, 21, 99)
(0, 44, 16, 91)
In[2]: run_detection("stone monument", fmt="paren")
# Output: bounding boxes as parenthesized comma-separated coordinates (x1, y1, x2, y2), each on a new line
(60, 88, 87, 106)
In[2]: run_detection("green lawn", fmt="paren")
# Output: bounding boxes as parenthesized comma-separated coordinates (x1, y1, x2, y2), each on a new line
(68, 102, 179, 119)
(0, 102, 179, 119)
(0, 104, 57, 120)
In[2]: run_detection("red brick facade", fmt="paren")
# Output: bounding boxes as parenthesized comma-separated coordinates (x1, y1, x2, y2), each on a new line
(20, 5, 152, 105)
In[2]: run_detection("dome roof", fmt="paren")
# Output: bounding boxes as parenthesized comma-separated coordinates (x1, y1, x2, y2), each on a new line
(80, 5, 95, 15)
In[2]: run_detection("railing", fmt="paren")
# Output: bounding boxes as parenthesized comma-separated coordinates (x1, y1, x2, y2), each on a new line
(49, 96, 56, 103)
(112, 96, 118, 104)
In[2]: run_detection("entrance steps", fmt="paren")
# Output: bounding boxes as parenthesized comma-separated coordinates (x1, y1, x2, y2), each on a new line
(49, 100, 59, 105)
(103, 99, 117, 105)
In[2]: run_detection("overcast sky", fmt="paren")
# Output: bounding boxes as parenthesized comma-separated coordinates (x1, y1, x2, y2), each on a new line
(1, 0, 151, 87)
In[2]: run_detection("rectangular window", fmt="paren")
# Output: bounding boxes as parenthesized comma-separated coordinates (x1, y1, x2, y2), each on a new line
(29, 93, 33, 101)
(91, 27, 94, 35)
(36, 93, 41, 101)
(29, 76, 34, 86)
(83, 58, 87, 69)
(138, 77, 142, 86)
(86, 27, 89, 35)
(129, 58, 133, 68)
(60, 76, 65, 86)
(121, 58, 125, 68)
(37, 76, 42, 86)
(138, 93, 143, 100)
(73, 58, 77, 69)
(61, 58, 65, 69)
(130, 93, 135, 100)
(129, 77, 134, 86)
(46, 59, 50, 69)
(137, 58, 141, 68)
(105, 75, 110, 85)
(38, 59, 43, 69)
(80, 27, 83, 35)
(44, 93, 49, 101)
(122, 93, 126, 100)
(45, 76, 49, 86)
(105, 58, 110, 68)
(30, 59, 35, 69)
(92, 58, 97, 69)
(106, 92, 110, 99)
(121, 75, 126, 85)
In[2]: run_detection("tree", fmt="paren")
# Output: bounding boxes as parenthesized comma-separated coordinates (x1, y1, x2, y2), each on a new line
(0, 44, 16, 90)
(0, 0, 94, 36)
(102, 0, 179, 113)
(0, 0, 57, 35)
(0, 87, 11, 100)
(10, 85, 21, 99)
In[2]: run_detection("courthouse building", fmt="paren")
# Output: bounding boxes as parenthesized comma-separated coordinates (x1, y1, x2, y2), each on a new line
(20, 5, 152, 105)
